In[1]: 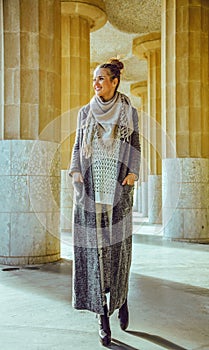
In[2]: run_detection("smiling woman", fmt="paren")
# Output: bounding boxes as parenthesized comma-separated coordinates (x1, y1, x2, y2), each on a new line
(93, 59, 123, 101)
(93, 69, 116, 101)
(69, 58, 141, 347)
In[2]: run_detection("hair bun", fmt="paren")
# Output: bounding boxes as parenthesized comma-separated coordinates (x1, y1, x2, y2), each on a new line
(108, 58, 124, 71)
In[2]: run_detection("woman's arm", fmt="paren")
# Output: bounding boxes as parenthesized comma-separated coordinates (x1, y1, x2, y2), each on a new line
(68, 109, 83, 177)
(127, 108, 141, 180)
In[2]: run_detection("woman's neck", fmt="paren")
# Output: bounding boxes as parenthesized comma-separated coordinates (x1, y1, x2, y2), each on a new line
(98, 91, 117, 103)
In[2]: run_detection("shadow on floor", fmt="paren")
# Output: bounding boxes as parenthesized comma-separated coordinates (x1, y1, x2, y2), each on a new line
(0, 258, 73, 303)
(126, 330, 189, 350)
(111, 338, 140, 350)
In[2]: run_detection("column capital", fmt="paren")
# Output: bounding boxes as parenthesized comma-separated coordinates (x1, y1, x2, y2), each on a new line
(131, 81, 147, 97)
(61, 0, 107, 31)
(133, 32, 161, 59)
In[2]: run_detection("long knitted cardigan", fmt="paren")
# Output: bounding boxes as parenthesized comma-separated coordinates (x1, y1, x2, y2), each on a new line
(69, 99, 141, 316)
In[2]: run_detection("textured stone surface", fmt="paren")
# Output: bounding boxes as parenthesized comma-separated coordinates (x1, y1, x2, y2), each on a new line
(90, 22, 148, 93)
(163, 158, 209, 242)
(0, 140, 61, 265)
(104, 0, 161, 34)
(0, 141, 11, 175)
(0, 213, 10, 256)
(141, 181, 148, 217)
(10, 213, 47, 256)
(91, 22, 136, 62)
(148, 175, 162, 224)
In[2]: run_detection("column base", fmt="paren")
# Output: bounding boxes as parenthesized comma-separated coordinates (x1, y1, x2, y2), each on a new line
(0, 253, 61, 266)
(0, 140, 61, 265)
(137, 184, 142, 213)
(162, 158, 209, 242)
(141, 181, 148, 217)
(148, 175, 162, 224)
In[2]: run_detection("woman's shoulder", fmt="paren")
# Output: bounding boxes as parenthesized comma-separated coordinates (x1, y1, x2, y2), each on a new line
(132, 107, 139, 127)
(77, 103, 91, 126)
(81, 102, 90, 112)
(79, 102, 90, 115)
(120, 92, 138, 111)
(132, 105, 138, 115)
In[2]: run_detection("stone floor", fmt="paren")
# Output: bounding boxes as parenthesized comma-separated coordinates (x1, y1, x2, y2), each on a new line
(1, 214, 209, 350)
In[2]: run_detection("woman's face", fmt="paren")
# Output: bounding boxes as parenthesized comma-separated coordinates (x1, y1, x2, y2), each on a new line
(93, 68, 118, 101)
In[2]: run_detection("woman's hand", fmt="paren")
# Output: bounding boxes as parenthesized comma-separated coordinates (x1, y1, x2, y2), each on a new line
(72, 172, 83, 183)
(122, 173, 137, 186)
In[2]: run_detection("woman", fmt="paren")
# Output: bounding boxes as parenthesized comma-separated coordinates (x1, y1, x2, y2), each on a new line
(69, 59, 141, 347)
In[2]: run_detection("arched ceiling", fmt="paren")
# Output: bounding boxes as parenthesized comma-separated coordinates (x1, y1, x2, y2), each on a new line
(90, 22, 147, 81)
(104, 0, 161, 34)
(90, 1, 161, 107)
(90, 21, 147, 107)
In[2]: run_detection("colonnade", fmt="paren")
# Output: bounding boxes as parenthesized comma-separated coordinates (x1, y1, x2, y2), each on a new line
(0, 0, 106, 264)
(0, 0, 209, 265)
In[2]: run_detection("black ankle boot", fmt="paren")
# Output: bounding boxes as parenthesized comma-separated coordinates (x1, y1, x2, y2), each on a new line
(118, 299, 129, 331)
(98, 304, 111, 347)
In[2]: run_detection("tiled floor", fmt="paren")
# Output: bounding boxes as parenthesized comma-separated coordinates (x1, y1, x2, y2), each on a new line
(1, 214, 209, 350)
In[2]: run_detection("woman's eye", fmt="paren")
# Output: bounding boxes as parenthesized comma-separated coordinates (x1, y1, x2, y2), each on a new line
(93, 76, 105, 83)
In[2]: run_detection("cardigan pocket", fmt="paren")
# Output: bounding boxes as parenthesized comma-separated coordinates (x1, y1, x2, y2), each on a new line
(121, 184, 134, 215)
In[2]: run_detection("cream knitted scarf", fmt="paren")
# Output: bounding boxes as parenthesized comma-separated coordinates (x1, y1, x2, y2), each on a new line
(82, 92, 133, 158)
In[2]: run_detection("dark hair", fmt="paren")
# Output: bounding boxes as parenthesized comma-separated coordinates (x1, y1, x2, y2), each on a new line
(98, 58, 124, 90)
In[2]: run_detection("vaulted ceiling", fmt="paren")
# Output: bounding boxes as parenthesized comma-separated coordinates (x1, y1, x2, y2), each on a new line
(90, 0, 161, 106)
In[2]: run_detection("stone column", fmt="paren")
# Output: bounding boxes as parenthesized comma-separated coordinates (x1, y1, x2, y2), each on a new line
(161, 0, 209, 242)
(0, 0, 61, 265)
(131, 81, 148, 217)
(133, 33, 162, 224)
(60, 0, 106, 232)
(0, 0, 3, 137)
